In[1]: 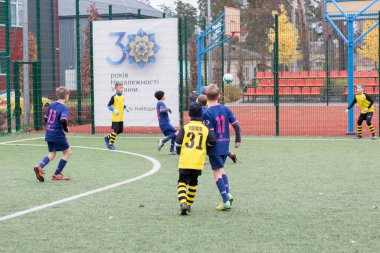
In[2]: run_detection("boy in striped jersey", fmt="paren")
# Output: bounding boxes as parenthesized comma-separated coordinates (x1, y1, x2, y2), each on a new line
(345, 84, 377, 140)
(175, 102, 216, 215)
(104, 83, 129, 150)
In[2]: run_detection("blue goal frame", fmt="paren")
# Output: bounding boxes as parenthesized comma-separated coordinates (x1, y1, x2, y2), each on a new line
(196, 11, 234, 95)
(325, 0, 380, 134)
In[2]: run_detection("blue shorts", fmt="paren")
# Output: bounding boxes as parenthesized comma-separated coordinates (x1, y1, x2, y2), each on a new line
(161, 125, 176, 136)
(209, 155, 227, 170)
(47, 140, 69, 152)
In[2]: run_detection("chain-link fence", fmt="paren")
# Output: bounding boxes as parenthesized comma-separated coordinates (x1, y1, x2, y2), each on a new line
(1, 1, 379, 137)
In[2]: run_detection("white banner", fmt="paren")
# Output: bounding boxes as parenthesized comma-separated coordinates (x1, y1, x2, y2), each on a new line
(93, 18, 179, 127)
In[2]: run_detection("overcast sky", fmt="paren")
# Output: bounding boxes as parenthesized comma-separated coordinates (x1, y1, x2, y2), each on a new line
(148, 0, 198, 11)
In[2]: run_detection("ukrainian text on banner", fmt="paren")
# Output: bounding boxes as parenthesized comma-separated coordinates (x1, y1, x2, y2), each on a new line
(93, 18, 179, 127)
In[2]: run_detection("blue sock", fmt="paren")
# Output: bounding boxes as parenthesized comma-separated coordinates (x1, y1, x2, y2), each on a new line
(216, 178, 228, 203)
(54, 159, 67, 175)
(163, 133, 176, 143)
(39, 156, 50, 168)
(170, 138, 175, 152)
(222, 174, 230, 194)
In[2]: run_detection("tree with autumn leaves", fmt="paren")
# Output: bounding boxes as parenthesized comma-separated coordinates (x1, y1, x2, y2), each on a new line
(81, 3, 99, 94)
(268, 4, 301, 69)
(357, 21, 378, 64)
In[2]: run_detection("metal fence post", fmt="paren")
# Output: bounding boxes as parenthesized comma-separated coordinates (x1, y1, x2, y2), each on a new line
(178, 17, 184, 126)
(90, 21, 95, 134)
(14, 62, 21, 131)
(274, 14, 279, 136)
(76, 0, 82, 124)
(5, 0, 11, 133)
(36, 0, 43, 130)
(184, 17, 189, 110)
(109, 5, 112, 20)
(325, 39, 330, 106)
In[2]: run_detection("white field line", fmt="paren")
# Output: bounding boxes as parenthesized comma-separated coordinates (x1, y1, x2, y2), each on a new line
(0, 144, 161, 222)
(0, 137, 44, 144)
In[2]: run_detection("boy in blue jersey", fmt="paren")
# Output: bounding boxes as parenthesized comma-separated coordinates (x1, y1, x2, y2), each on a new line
(155, 90, 177, 155)
(203, 84, 241, 210)
(104, 82, 129, 150)
(33, 87, 71, 182)
(198, 94, 237, 163)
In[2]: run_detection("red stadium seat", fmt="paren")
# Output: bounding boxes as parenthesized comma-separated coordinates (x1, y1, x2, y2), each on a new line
(292, 87, 301, 95)
(256, 87, 265, 95)
(301, 87, 311, 95)
(256, 72, 264, 79)
(318, 71, 326, 78)
(314, 79, 324, 86)
(300, 71, 309, 78)
(369, 70, 378, 77)
(339, 70, 348, 77)
(374, 87, 379, 94)
(296, 79, 305, 86)
(365, 87, 374, 94)
(265, 72, 274, 79)
(360, 71, 369, 77)
(246, 88, 255, 94)
(268, 79, 274, 86)
(260, 79, 270, 86)
(354, 70, 360, 77)
(279, 79, 287, 86)
(305, 79, 314, 86)
(279, 87, 284, 95)
(265, 87, 274, 95)
(291, 72, 299, 78)
(356, 78, 366, 85)
(287, 79, 296, 86)
(367, 78, 376, 86)
(311, 87, 320, 95)
(281, 72, 291, 78)
(330, 71, 339, 77)
(344, 87, 348, 95)
(309, 71, 318, 78)
(283, 87, 292, 95)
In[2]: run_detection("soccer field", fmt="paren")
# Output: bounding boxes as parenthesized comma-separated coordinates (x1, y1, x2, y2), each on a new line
(0, 134, 379, 252)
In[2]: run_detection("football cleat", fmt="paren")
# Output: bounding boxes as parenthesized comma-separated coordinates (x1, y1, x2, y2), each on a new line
(216, 201, 231, 211)
(356, 135, 362, 139)
(107, 145, 117, 150)
(180, 203, 188, 215)
(229, 153, 237, 163)
(168, 151, 177, 155)
(372, 135, 378, 140)
(227, 193, 234, 205)
(157, 139, 164, 151)
(34, 165, 44, 182)
(104, 136, 110, 147)
(52, 174, 70, 180)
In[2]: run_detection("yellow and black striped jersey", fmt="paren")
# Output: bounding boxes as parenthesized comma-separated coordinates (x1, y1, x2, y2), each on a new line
(176, 120, 216, 170)
(108, 94, 125, 122)
(348, 93, 375, 114)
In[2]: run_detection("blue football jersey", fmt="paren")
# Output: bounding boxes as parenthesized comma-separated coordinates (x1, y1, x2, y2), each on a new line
(45, 101, 69, 142)
(156, 101, 171, 127)
(203, 104, 237, 155)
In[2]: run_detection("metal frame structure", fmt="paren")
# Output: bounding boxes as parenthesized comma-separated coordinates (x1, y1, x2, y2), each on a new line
(324, 0, 380, 134)
(197, 10, 235, 95)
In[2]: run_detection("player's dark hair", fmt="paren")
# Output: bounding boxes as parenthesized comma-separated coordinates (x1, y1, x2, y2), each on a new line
(154, 90, 165, 100)
(56, 86, 70, 100)
(197, 95, 207, 106)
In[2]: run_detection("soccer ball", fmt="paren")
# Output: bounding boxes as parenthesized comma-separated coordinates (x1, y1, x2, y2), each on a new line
(223, 73, 234, 84)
